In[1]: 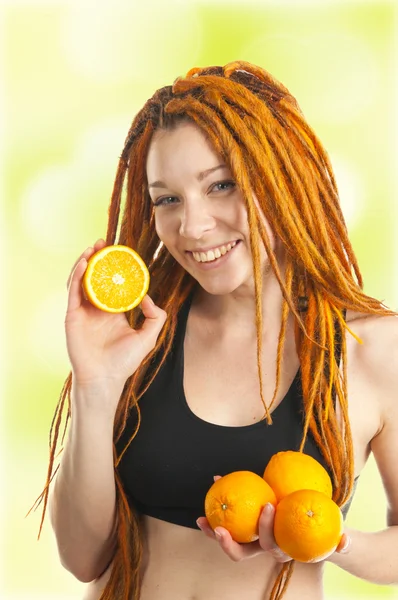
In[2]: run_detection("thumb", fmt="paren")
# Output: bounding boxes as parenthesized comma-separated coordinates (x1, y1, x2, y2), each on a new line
(137, 295, 167, 350)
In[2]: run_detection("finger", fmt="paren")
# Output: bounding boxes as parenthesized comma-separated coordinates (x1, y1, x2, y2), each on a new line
(197, 517, 266, 561)
(136, 296, 167, 353)
(213, 527, 265, 562)
(336, 533, 351, 554)
(67, 257, 88, 312)
(196, 517, 218, 540)
(66, 240, 106, 289)
(93, 238, 107, 252)
(66, 246, 95, 290)
(213, 475, 222, 482)
(258, 504, 292, 563)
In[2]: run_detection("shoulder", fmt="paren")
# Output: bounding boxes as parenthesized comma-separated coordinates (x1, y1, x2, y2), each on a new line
(345, 309, 398, 416)
(345, 308, 398, 356)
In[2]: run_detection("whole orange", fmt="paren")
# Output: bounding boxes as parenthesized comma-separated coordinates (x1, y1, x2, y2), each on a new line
(274, 489, 343, 562)
(263, 451, 333, 503)
(204, 471, 277, 544)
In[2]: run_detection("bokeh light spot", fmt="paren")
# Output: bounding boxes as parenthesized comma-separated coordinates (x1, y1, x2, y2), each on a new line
(242, 31, 380, 123)
(61, 0, 202, 84)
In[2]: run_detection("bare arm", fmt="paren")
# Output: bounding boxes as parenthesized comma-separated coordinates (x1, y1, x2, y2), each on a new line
(327, 526, 398, 585)
(49, 381, 122, 582)
(49, 240, 166, 582)
(327, 315, 398, 584)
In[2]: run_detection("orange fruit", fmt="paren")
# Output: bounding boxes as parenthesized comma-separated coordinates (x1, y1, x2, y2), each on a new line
(274, 489, 343, 562)
(263, 451, 333, 503)
(204, 471, 277, 544)
(82, 245, 150, 313)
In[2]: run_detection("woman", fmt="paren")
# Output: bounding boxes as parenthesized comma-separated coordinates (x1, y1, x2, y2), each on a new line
(36, 61, 398, 600)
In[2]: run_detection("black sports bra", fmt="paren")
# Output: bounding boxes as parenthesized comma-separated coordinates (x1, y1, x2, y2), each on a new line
(116, 295, 358, 528)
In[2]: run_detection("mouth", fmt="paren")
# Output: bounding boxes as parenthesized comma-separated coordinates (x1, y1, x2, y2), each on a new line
(187, 240, 241, 267)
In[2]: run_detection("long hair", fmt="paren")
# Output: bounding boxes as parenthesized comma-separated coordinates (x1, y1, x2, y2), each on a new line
(33, 61, 396, 599)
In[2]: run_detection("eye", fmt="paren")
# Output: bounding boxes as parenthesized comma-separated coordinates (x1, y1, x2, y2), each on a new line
(153, 196, 179, 207)
(211, 180, 236, 193)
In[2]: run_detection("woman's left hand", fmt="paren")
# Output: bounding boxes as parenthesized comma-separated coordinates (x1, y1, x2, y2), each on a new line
(196, 476, 351, 563)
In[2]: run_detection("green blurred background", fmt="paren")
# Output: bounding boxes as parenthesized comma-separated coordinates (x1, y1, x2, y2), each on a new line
(2, 0, 398, 598)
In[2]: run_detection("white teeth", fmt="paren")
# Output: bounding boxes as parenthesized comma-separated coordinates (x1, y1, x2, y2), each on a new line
(192, 241, 238, 263)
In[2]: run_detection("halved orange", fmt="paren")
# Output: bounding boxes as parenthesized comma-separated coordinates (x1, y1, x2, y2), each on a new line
(82, 245, 150, 313)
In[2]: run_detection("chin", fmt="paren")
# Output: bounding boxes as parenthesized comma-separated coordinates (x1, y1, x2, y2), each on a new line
(194, 274, 253, 297)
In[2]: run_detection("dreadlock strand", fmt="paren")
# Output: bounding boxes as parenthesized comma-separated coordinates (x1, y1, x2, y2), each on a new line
(31, 373, 71, 538)
(267, 260, 293, 414)
(323, 304, 336, 422)
(298, 341, 326, 454)
(125, 121, 155, 245)
(246, 201, 272, 424)
(269, 560, 295, 600)
(310, 291, 345, 491)
(106, 157, 129, 246)
(49, 373, 71, 449)
(297, 290, 317, 402)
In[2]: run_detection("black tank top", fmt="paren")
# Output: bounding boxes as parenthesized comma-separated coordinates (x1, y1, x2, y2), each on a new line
(116, 295, 357, 528)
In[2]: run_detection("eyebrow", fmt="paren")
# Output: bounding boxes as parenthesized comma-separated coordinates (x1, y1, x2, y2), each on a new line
(148, 164, 228, 189)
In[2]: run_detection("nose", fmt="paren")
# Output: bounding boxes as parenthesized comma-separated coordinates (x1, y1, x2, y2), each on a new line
(179, 201, 216, 240)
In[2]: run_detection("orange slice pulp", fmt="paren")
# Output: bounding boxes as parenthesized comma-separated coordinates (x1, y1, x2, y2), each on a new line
(82, 245, 150, 313)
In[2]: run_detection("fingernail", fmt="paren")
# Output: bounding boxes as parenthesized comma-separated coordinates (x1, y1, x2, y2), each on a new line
(146, 295, 155, 306)
(340, 537, 351, 553)
(214, 529, 222, 541)
(265, 503, 274, 512)
(95, 238, 105, 244)
(196, 519, 202, 530)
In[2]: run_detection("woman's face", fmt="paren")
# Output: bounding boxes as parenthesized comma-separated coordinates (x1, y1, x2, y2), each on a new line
(146, 121, 277, 296)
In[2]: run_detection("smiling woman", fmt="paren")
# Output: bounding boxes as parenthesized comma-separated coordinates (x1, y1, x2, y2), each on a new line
(35, 61, 398, 600)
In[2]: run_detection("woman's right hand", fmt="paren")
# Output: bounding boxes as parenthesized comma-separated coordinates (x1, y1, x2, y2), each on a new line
(65, 239, 167, 399)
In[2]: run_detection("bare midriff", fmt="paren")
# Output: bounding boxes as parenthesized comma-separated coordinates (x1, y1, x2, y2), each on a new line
(82, 514, 325, 600)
